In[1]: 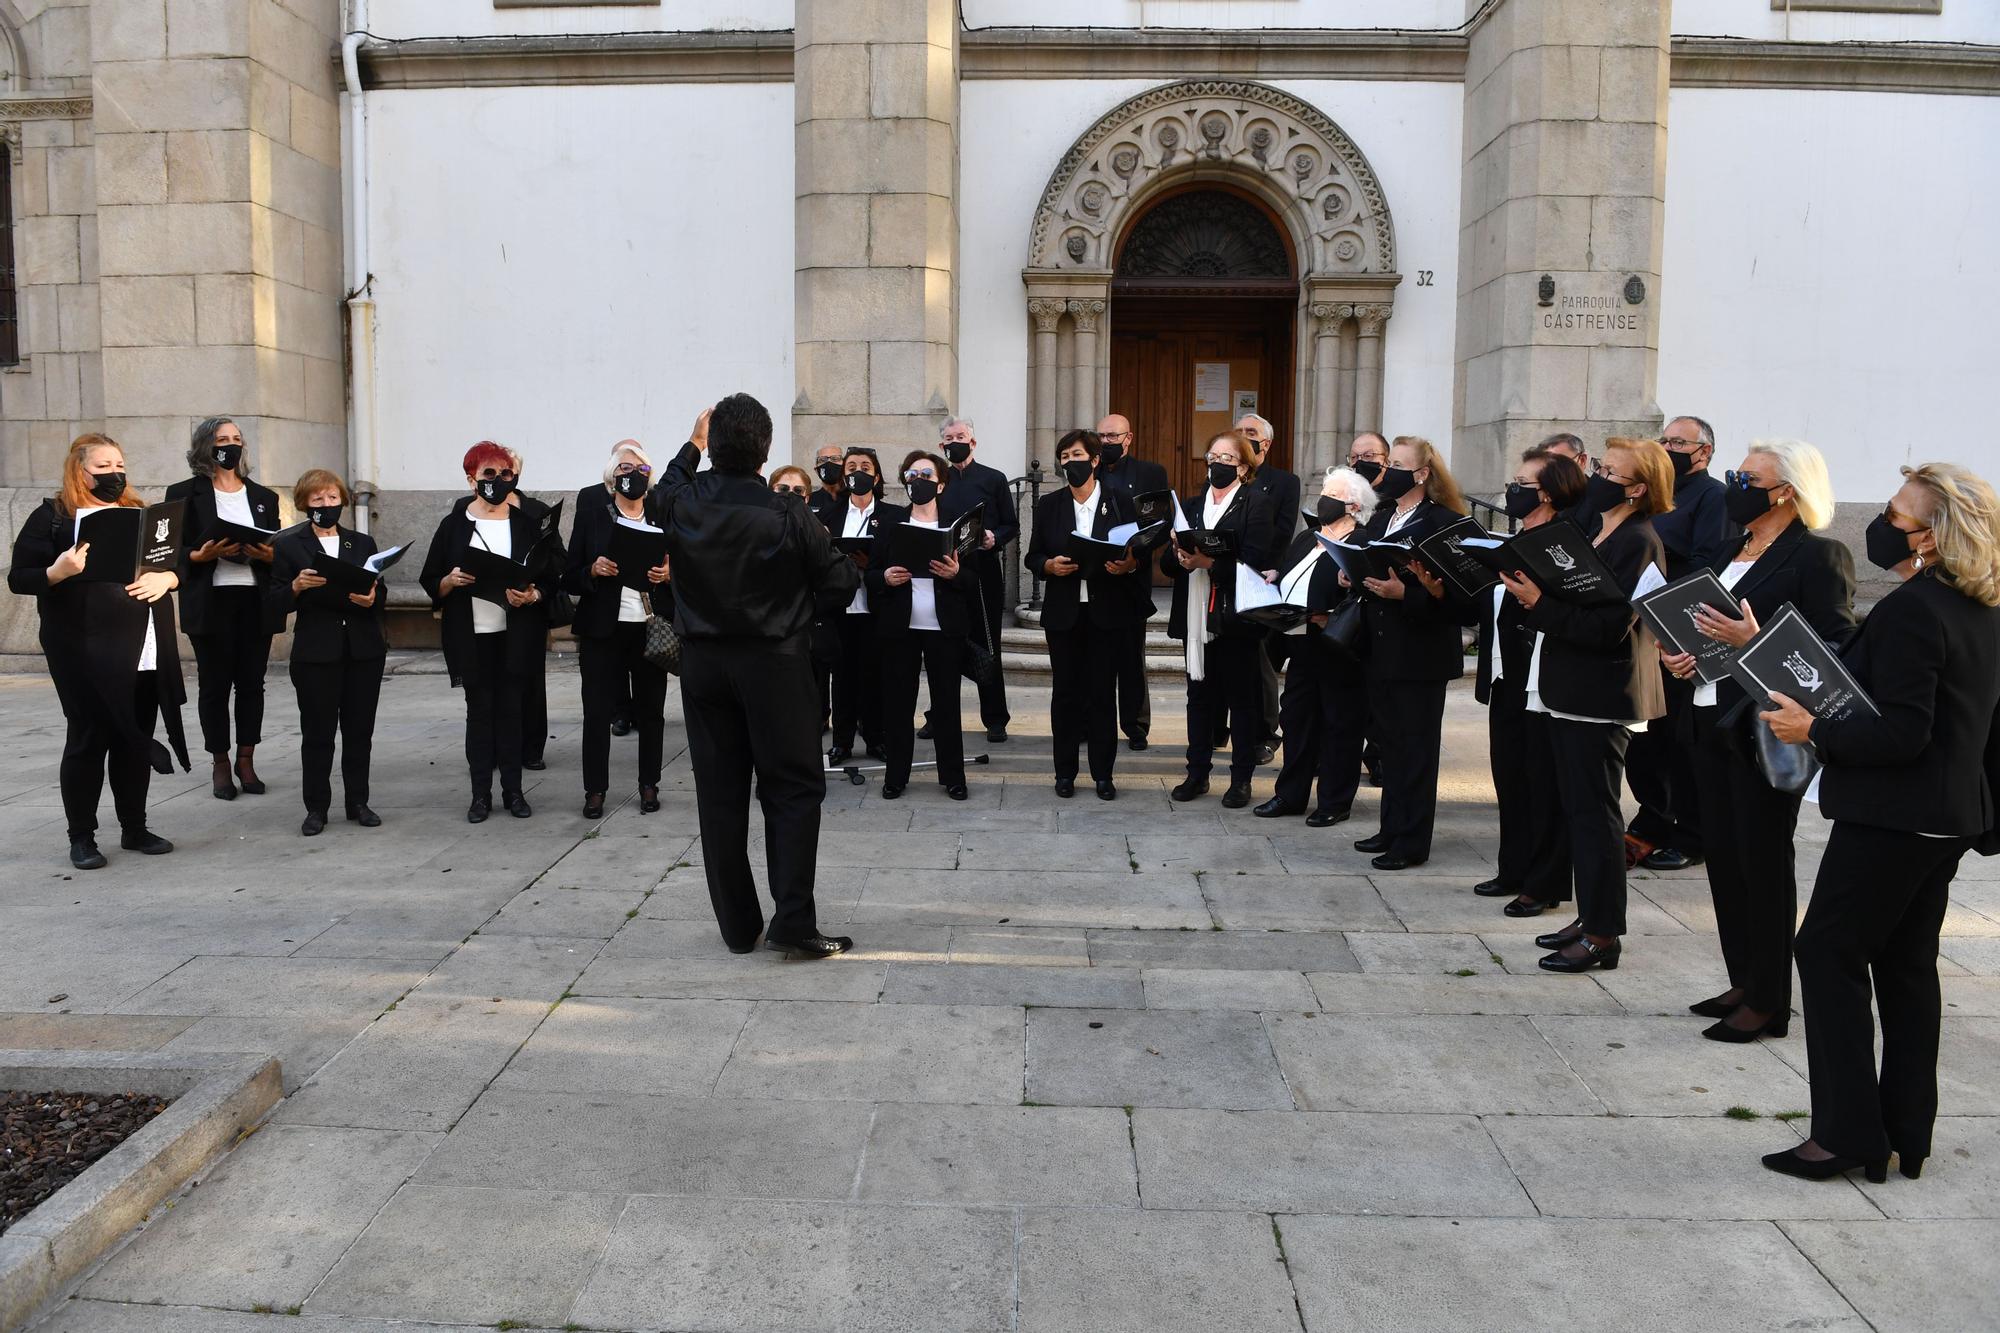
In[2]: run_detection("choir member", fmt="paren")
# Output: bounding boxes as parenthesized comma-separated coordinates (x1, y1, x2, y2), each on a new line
(1093, 413, 1169, 750)
(869, 451, 973, 801)
(828, 447, 896, 765)
(937, 417, 1019, 743)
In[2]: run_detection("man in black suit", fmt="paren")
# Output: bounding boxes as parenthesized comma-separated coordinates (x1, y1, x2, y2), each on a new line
(1094, 412, 1169, 749)
(1235, 412, 1300, 764)
(806, 444, 845, 531)
(937, 416, 1019, 742)
(656, 395, 859, 958)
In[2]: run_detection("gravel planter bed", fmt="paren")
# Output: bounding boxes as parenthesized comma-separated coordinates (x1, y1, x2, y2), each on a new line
(3, 1094, 173, 1236)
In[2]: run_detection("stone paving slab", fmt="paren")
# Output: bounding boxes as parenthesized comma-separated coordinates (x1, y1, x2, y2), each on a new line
(1195, 874, 1400, 931)
(853, 867, 1210, 930)
(1265, 1012, 1602, 1115)
(1015, 1209, 1302, 1333)
(1782, 1219, 2000, 1333)
(1140, 967, 1319, 1011)
(32, 1303, 554, 1332)
(493, 996, 750, 1099)
(856, 1103, 1139, 1207)
(1025, 1007, 1292, 1110)
(880, 961, 1145, 1009)
(713, 1001, 1025, 1105)
(1531, 1015, 1811, 1116)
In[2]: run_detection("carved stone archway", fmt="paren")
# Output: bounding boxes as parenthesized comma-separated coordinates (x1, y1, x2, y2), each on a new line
(1022, 80, 1401, 477)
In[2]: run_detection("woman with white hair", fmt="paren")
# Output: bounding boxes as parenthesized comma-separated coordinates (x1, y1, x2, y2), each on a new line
(563, 442, 673, 819)
(1659, 438, 1856, 1042)
(1252, 466, 1376, 826)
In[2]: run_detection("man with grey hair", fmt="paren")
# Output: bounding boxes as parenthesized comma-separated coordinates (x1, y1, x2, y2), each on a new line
(1538, 431, 1589, 473)
(1234, 412, 1300, 765)
(937, 416, 1019, 741)
(807, 443, 846, 531)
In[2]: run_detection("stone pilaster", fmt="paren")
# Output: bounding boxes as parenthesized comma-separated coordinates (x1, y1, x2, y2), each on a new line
(90, 0, 344, 490)
(1451, 0, 1668, 492)
(793, 0, 958, 463)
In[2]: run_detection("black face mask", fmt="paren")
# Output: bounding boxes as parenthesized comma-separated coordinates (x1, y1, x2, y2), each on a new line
(815, 460, 844, 488)
(1098, 443, 1125, 468)
(1504, 482, 1542, 520)
(1207, 461, 1239, 491)
(89, 472, 127, 503)
(1581, 474, 1630, 514)
(1309, 497, 1348, 528)
(906, 477, 939, 506)
(1723, 480, 1775, 526)
(1061, 459, 1094, 488)
(1373, 466, 1417, 501)
(475, 476, 516, 506)
(211, 444, 243, 473)
(1348, 459, 1384, 485)
(307, 503, 343, 530)
(1668, 449, 1697, 487)
(614, 471, 648, 500)
(845, 471, 876, 497)
(1864, 513, 1921, 571)
(943, 441, 971, 465)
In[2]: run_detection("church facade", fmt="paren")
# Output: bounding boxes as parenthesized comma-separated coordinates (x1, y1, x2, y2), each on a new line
(0, 0, 1995, 606)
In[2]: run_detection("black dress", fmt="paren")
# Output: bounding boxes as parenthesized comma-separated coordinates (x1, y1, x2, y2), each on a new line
(266, 524, 389, 816)
(167, 473, 280, 758)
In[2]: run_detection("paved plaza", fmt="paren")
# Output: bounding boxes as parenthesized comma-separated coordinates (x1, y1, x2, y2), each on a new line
(0, 660, 1995, 1332)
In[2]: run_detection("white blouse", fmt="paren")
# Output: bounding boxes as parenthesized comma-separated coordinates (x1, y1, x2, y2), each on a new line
(209, 486, 257, 588)
(904, 518, 941, 631)
(843, 501, 875, 615)
(470, 518, 510, 635)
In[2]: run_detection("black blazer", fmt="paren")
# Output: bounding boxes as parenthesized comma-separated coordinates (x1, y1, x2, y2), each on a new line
(1702, 518, 1858, 720)
(939, 460, 1019, 551)
(562, 494, 673, 640)
(1815, 571, 2000, 838)
(418, 506, 556, 686)
(1360, 498, 1466, 682)
(266, 523, 388, 663)
(1024, 485, 1150, 633)
(8, 498, 190, 772)
(1275, 529, 1366, 687)
(865, 513, 975, 637)
(807, 488, 844, 532)
(1161, 484, 1277, 641)
(165, 474, 281, 635)
(1523, 514, 1665, 722)
(1473, 582, 1534, 707)
(1249, 464, 1303, 546)
(1096, 455, 1171, 507)
(829, 499, 903, 621)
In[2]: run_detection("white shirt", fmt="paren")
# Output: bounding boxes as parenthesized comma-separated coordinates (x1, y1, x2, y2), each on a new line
(1384, 501, 1422, 536)
(209, 486, 257, 588)
(76, 505, 156, 671)
(1524, 632, 1647, 730)
(842, 501, 875, 614)
(1485, 584, 1509, 686)
(1202, 483, 1239, 530)
(905, 518, 942, 631)
(1278, 546, 1323, 637)
(619, 587, 647, 622)
(470, 518, 510, 635)
(1692, 560, 1756, 708)
(1072, 491, 1098, 604)
(317, 531, 339, 557)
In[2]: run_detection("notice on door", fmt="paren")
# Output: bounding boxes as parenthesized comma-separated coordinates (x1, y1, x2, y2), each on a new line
(1194, 362, 1230, 412)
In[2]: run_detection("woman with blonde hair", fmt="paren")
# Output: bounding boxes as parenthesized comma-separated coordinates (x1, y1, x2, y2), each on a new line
(1660, 438, 1856, 1041)
(1760, 462, 2000, 1184)
(8, 434, 189, 868)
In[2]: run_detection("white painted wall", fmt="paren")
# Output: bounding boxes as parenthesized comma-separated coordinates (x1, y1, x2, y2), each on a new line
(366, 0, 792, 41)
(1658, 87, 2000, 502)
(365, 83, 795, 490)
(1671, 0, 1999, 45)
(958, 77, 1464, 481)
(961, 0, 1464, 29)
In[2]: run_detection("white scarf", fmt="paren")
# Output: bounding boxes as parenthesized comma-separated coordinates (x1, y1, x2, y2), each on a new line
(1183, 485, 1238, 682)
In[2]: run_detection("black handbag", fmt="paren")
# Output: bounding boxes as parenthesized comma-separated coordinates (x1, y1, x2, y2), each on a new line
(1321, 597, 1367, 659)
(1750, 701, 1820, 794)
(643, 613, 683, 675)
(963, 582, 1003, 688)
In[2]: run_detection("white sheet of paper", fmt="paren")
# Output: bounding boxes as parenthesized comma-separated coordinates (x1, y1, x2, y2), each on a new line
(614, 514, 663, 533)
(1631, 563, 1667, 599)
(1234, 562, 1284, 610)
(1170, 497, 1192, 533)
(1104, 521, 1140, 545)
(363, 543, 407, 574)
(1194, 362, 1230, 412)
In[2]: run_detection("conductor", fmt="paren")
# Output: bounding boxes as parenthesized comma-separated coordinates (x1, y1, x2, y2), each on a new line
(654, 394, 862, 958)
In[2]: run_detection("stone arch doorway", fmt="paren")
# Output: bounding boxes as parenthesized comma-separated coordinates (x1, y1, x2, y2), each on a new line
(1023, 79, 1402, 483)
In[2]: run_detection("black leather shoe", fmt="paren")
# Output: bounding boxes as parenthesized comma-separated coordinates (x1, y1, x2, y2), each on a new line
(1702, 1009, 1789, 1042)
(503, 791, 532, 819)
(119, 830, 173, 855)
(1221, 783, 1252, 809)
(766, 933, 853, 960)
(987, 727, 1008, 743)
(302, 811, 326, 837)
(1539, 938, 1621, 972)
(640, 784, 661, 814)
(882, 783, 904, 800)
(725, 938, 758, 955)
(1127, 736, 1148, 751)
(1256, 742, 1277, 766)
(1095, 780, 1116, 801)
(827, 746, 851, 765)
(1689, 992, 1742, 1019)
(582, 792, 605, 820)
(69, 840, 106, 870)
(1473, 877, 1513, 897)
(1054, 778, 1075, 799)
(865, 743, 889, 761)
(1502, 897, 1561, 918)
(1371, 851, 1426, 870)
(1305, 807, 1349, 828)
(1254, 798, 1305, 819)
(945, 784, 969, 801)
(467, 796, 491, 824)
(1355, 833, 1392, 854)
(1535, 919, 1584, 951)
(1170, 777, 1209, 802)
(522, 757, 547, 772)
(1897, 1154, 1926, 1180)
(1641, 846, 1703, 871)
(611, 717, 633, 738)
(917, 719, 935, 740)
(345, 803, 381, 827)
(1761, 1146, 1887, 1184)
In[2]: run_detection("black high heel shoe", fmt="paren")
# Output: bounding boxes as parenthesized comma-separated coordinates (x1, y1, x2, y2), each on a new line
(1701, 1008, 1788, 1043)
(1535, 919, 1583, 951)
(1897, 1154, 1925, 1180)
(1689, 991, 1742, 1019)
(1538, 937, 1619, 973)
(1761, 1146, 1888, 1184)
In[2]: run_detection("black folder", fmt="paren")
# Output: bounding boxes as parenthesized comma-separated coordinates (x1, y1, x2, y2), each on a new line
(834, 535, 875, 557)
(608, 522, 668, 591)
(205, 517, 278, 549)
(76, 501, 185, 583)
(1727, 603, 1879, 723)
(886, 510, 981, 571)
(309, 544, 406, 598)
(1174, 528, 1238, 560)
(1317, 535, 1408, 586)
(1633, 569, 1745, 684)
(1411, 515, 1501, 599)
(1132, 491, 1177, 548)
(1065, 531, 1130, 566)
(1461, 521, 1624, 606)
(458, 542, 533, 604)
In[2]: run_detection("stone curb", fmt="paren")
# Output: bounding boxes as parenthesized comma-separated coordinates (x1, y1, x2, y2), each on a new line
(0, 1050, 282, 1333)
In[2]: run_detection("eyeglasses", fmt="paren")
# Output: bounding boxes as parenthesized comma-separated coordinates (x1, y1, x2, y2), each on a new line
(476, 467, 517, 481)
(904, 470, 938, 482)
(1723, 470, 1775, 491)
(1099, 431, 1132, 443)
(1660, 435, 1705, 452)
(773, 484, 807, 496)
(1590, 459, 1637, 485)
(613, 462, 650, 476)
(1882, 503, 1931, 533)
(1205, 454, 1240, 466)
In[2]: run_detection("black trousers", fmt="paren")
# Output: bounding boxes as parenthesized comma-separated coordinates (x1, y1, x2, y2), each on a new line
(1184, 636, 1263, 786)
(1367, 676, 1448, 860)
(1545, 716, 1632, 938)
(1693, 707, 1803, 1014)
(1258, 635, 1285, 742)
(1626, 673, 1702, 855)
(521, 653, 549, 764)
(830, 611, 882, 751)
(1488, 680, 1571, 903)
(1047, 623, 1117, 784)
(189, 585, 271, 755)
(1114, 622, 1151, 741)
(61, 672, 158, 842)
(291, 651, 381, 814)
(1273, 637, 1365, 815)
(959, 551, 1010, 729)
(882, 629, 966, 788)
(581, 623, 668, 794)
(682, 637, 826, 947)
(1797, 822, 1971, 1164)
(462, 633, 524, 799)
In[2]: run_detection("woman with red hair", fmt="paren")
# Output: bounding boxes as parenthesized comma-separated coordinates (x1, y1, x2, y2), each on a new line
(419, 441, 560, 822)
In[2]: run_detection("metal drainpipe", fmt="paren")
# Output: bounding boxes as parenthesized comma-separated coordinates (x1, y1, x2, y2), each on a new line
(341, 0, 378, 532)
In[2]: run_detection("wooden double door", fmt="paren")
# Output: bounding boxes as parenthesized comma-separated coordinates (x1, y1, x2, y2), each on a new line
(1106, 292, 1297, 499)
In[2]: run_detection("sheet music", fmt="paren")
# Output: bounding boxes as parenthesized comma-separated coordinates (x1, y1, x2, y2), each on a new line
(614, 514, 663, 534)
(1104, 520, 1140, 545)
(363, 543, 407, 574)
(1632, 563, 1667, 599)
(1233, 562, 1284, 611)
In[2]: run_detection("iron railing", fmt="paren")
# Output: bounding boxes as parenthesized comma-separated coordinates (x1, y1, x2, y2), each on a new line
(1007, 461, 1050, 615)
